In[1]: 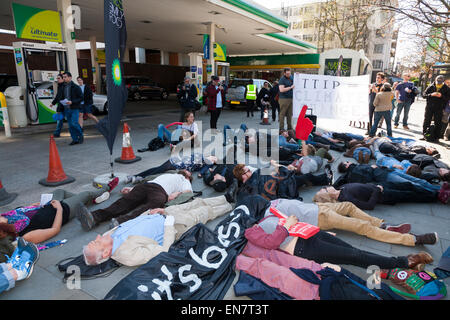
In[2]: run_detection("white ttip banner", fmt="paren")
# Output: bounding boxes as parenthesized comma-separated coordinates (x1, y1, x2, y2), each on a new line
(293, 73, 370, 121)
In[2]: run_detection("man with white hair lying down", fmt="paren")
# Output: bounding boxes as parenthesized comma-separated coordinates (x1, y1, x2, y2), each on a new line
(82, 195, 233, 266)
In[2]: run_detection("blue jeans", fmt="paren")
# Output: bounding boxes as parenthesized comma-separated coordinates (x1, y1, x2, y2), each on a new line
(65, 108, 83, 142)
(53, 109, 66, 136)
(224, 124, 247, 143)
(389, 137, 416, 145)
(158, 124, 182, 143)
(0, 263, 15, 294)
(345, 133, 364, 140)
(370, 111, 392, 137)
(353, 147, 371, 160)
(386, 171, 441, 193)
(394, 101, 412, 126)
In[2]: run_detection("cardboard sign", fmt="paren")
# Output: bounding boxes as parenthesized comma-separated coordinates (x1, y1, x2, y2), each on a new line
(270, 207, 320, 239)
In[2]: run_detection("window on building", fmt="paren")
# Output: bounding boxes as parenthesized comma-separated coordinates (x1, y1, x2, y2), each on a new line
(376, 29, 385, 38)
(303, 20, 314, 29)
(303, 34, 314, 42)
(374, 44, 384, 54)
(373, 60, 383, 69)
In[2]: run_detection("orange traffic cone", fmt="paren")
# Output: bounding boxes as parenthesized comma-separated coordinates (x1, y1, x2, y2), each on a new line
(260, 108, 271, 125)
(115, 123, 142, 164)
(0, 179, 17, 206)
(39, 135, 75, 186)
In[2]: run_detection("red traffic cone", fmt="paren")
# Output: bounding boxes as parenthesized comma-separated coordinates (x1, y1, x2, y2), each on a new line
(0, 179, 17, 206)
(260, 108, 271, 125)
(115, 123, 142, 164)
(39, 135, 75, 186)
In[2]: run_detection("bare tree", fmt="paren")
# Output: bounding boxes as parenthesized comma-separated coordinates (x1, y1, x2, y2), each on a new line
(315, 0, 395, 52)
(378, 0, 449, 63)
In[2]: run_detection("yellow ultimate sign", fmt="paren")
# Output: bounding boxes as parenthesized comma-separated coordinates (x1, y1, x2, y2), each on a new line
(213, 42, 227, 62)
(12, 3, 63, 43)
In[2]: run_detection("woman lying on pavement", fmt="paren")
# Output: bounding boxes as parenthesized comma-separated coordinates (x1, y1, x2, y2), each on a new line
(0, 178, 118, 244)
(313, 183, 438, 211)
(244, 198, 435, 270)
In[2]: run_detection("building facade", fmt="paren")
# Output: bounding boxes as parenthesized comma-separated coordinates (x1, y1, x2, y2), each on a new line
(277, 0, 398, 74)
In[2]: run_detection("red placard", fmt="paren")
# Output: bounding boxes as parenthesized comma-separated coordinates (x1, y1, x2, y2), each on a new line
(270, 207, 320, 239)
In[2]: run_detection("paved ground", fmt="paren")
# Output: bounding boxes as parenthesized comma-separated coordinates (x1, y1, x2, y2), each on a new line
(0, 95, 449, 300)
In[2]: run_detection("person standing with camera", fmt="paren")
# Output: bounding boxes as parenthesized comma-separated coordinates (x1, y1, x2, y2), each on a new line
(177, 76, 198, 122)
(206, 75, 226, 130)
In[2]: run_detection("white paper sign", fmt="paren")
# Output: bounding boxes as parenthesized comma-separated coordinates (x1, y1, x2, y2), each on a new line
(40, 194, 53, 206)
(293, 73, 370, 121)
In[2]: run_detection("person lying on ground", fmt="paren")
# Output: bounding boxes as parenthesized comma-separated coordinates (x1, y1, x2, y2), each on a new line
(336, 161, 443, 194)
(0, 238, 39, 295)
(372, 149, 423, 177)
(344, 144, 372, 164)
(305, 132, 346, 152)
(248, 198, 439, 248)
(83, 195, 233, 266)
(244, 198, 436, 268)
(232, 163, 333, 202)
(0, 179, 118, 244)
(125, 154, 218, 184)
(276, 140, 334, 174)
(77, 171, 193, 231)
(372, 136, 439, 158)
(313, 183, 438, 211)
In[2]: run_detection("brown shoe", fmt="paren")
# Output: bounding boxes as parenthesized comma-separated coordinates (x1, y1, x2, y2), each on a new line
(358, 150, 364, 164)
(407, 252, 433, 271)
(403, 126, 410, 130)
(363, 152, 370, 164)
(414, 232, 439, 245)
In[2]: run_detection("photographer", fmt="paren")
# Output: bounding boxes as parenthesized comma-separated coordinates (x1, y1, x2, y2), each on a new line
(177, 76, 198, 122)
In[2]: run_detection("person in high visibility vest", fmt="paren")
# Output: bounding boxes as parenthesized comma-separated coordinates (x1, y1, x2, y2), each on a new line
(245, 83, 257, 118)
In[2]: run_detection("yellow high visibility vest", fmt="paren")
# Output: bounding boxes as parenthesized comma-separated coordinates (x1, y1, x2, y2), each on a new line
(246, 84, 257, 100)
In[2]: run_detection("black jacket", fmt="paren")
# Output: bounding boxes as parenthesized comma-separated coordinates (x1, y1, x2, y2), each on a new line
(423, 83, 450, 109)
(81, 85, 94, 106)
(177, 83, 198, 109)
(333, 164, 392, 188)
(237, 167, 300, 202)
(53, 81, 83, 110)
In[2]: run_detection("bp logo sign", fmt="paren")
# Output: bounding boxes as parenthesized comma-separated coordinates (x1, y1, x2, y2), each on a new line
(112, 58, 122, 86)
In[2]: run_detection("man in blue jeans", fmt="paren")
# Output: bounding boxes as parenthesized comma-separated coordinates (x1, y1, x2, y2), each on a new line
(338, 161, 442, 194)
(0, 238, 39, 295)
(394, 73, 417, 130)
(57, 72, 83, 145)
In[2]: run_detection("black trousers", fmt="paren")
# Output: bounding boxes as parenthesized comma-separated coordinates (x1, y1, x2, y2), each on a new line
(136, 160, 175, 178)
(423, 104, 443, 139)
(294, 230, 409, 269)
(369, 104, 375, 128)
(294, 173, 329, 188)
(91, 183, 168, 224)
(270, 99, 280, 121)
(246, 100, 255, 117)
(209, 109, 222, 129)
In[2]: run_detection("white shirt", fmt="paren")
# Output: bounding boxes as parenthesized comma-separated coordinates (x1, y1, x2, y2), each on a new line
(215, 86, 223, 108)
(150, 174, 192, 195)
(181, 122, 199, 135)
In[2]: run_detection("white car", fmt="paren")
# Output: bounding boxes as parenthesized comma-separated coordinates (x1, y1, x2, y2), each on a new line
(36, 81, 108, 114)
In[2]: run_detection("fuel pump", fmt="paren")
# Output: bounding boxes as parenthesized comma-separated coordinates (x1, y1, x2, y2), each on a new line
(12, 41, 68, 124)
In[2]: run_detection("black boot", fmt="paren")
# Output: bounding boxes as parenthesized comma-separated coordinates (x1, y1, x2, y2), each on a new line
(225, 179, 238, 203)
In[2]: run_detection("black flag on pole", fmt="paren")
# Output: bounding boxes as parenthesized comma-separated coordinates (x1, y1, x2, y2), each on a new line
(96, 0, 128, 158)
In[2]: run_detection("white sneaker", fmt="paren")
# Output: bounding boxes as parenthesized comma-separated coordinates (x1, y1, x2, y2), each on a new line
(94, 192, 110, 204)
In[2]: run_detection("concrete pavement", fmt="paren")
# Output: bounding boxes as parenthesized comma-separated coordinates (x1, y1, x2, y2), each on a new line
(0, 96, 449, 300)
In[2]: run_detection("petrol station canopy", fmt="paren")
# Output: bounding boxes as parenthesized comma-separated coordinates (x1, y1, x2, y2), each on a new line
(0, 0, 317, 55)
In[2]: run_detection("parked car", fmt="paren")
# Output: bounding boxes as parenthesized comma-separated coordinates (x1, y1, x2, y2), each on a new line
(125, 76, 169, 101)
(36, 81, 108, 115)
(225, 78, 272, 109)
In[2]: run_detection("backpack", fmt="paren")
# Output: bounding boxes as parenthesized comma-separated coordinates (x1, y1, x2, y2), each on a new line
(138, 137, 166, 152)
(424, 125, 436, 142)
(381, 268, 447, 300)
(57, 255, 121, 282)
